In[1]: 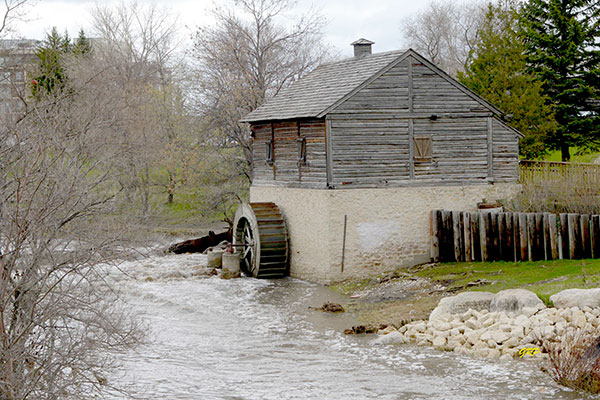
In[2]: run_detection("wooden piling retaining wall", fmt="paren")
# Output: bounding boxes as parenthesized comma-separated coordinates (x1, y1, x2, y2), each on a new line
(430, 210, 600, 262)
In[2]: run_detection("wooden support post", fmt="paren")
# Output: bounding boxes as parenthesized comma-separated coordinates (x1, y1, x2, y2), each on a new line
(453, 211, 462, 262)
(487, 117, 493, 180)
(519, 213, 529, 261)
(593, 215, 600, 258)
(548, 214, 559, 260)
(543, 213, 551, 260)
(505, 213, 514, 261)
(527, 213, 536, 261)
(560, 213, 569, 259)
(581, 214, 591, 259)
(430, 210, 440, 262)
(490, 212, 499, 261)
(568, 213, 578, 259)
(464, 212, 472, 262)
(480, 212, 488, 262)
(513, 213, 521, 261)
(472, 213, 481, 262)
(443, 211, 454, 262)
(533, 213, 545, 261)
(498, 213, 506, 260)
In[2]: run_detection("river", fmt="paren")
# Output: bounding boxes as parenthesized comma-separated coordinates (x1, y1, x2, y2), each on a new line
(106, 250, 590, 399)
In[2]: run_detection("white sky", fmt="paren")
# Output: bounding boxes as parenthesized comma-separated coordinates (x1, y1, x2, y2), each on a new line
(11, 0, 427, 57)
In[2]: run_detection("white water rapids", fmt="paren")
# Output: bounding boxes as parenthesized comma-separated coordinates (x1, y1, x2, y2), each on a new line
(105, 251, 591, 399)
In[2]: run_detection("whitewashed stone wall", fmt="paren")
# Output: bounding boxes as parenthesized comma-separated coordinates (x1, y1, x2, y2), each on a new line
(250, 183, 520, 283)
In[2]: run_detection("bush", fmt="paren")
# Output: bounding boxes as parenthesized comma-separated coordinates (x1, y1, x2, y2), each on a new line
(540, 328, 600, 394)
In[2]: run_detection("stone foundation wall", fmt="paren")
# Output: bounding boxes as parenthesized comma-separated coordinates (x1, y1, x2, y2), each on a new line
(250, 183, 520, 283)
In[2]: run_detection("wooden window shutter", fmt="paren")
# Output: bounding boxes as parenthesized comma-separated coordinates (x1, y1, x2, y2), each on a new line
(297, 137, 306, 164)
(414, 136, 432, 161)
(266, 139, 274, 164)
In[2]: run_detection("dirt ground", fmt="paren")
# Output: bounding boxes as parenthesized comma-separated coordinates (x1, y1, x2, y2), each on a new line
(330, 268, 448, 327)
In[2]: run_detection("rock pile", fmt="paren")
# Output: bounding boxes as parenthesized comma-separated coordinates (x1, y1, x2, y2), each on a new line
(376, 288, 600, 360)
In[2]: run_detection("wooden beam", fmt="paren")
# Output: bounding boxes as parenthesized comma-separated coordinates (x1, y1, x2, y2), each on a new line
(408, 57, 415, 179)
(487, 117, 493, 180)
(325, 117, 334, 187)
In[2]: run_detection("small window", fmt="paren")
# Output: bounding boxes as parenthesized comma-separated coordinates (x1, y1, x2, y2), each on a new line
(414, 135, 432, 162)
(297, 137, 306, 164)
(266, 139, 274, 165)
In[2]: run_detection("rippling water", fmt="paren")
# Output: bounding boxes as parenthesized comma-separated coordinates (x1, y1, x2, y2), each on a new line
(107, 252, 590, 399)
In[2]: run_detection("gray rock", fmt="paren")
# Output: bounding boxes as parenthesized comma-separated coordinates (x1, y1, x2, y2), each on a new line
(429, 292, 495, 321)
(490, 289, 545, 315)
(550, 288, 600, 309)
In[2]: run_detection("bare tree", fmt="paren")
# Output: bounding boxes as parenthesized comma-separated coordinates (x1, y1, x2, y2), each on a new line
(89, 1, 184, 215)
(0, 48, 143, 399)
(192, 0, 330, 180)
(402, 0, 485, 76)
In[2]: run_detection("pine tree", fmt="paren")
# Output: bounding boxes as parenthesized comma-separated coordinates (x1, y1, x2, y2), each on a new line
(31, 28, 92, 97)
(459, 0, 557, 159)
(520, 0, 600, 161)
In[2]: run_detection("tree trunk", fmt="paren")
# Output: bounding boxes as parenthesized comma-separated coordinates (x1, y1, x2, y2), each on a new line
(561, 143, 571, 162)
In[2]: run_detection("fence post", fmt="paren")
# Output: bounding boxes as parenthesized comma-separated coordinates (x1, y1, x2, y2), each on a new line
(581, 214, 591, 259)
(430, 210, 440, 262)
(560, 213, 569, 259)
(464, 212, 472, 262)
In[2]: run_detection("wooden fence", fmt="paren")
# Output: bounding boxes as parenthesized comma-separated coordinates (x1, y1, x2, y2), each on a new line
(430, 210, 600, 263)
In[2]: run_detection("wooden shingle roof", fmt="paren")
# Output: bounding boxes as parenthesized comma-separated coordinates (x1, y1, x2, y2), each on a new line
(241, 50, 406, 123)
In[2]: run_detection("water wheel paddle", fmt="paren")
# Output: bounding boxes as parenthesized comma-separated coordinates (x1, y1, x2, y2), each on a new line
(233, 202, 289, 278)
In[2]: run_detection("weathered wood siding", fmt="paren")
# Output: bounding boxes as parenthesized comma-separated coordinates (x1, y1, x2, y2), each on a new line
(251, 119, 327, 188)
(325, 55, 518, 187)
(412, 117, 489, 183)
(492, 118, 519, 182)
(412, 62, 487, 113)
(250, 53, 519, 189)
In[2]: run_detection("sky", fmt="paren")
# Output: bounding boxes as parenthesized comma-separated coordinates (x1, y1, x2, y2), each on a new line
(11, 0, 427, 57)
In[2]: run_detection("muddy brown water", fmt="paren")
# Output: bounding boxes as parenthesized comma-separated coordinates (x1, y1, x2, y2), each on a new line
(106, 251, 592, 399)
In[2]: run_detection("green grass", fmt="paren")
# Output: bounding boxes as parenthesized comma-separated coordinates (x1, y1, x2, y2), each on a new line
(543, 147, 600, 163)
(412, 259, 600, 305)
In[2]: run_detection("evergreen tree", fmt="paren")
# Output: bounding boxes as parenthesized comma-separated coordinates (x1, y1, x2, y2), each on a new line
(520, 0, 600, 161)
(31, 27, 92, 97)
(459, 0, 556, 159)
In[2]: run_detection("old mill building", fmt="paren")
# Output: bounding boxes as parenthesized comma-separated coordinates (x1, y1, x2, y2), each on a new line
(238, 39, 521, 283)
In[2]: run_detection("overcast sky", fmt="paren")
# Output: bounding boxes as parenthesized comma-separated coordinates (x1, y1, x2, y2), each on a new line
(12, 0, 427, 57)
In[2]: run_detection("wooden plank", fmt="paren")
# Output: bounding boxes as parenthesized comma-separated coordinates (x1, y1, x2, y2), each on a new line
(505, 213, 515, 261)
(487, 117, 493, 179)
(453, 211, 462, 262)
(568, 213, 578, 259)
(593, 215, 600, 258)
(471, 212, 481, 262)
(442, 211, 456, 262)
(514, 213, 521, 261)
(543, 213, 551, 260)
(430, 210, 440, 262)
(409, 119, 414, 179)
(479, 212, 488, 261)
(519, 213, 529, 261)
(558, 214, 571, 260)
(581, 214, 591, 259)
(527, 213, 536, 261)
(533, 213, 545, 261)
(325, 117, 333, 187)
(548, 214, 559, 260)
(464, 212, 472, 262)
(490, 212, 499, 261)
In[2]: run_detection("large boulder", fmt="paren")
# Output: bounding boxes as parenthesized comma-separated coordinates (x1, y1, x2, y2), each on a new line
(489, 289, 545, 315)
(550, 288, 600, 309)
(429, 292, 494, 321)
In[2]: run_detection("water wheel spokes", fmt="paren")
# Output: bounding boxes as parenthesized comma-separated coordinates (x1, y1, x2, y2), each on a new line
(233, 202, 288, 278)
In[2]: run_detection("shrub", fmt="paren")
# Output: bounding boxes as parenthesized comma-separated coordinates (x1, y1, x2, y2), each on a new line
(540, 328, 600, 394)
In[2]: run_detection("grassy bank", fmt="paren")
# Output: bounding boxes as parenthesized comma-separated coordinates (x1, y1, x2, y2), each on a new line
(331, 259, 600, 326)
(412, 259, 600, 305)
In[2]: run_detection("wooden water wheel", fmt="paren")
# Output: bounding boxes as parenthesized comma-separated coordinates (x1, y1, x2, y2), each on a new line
(233, 202, 289, 278)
